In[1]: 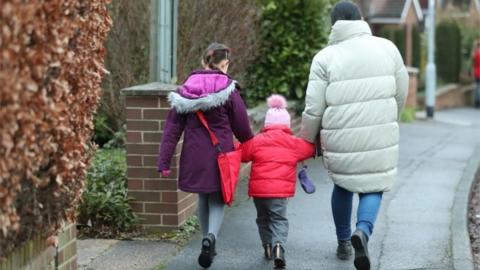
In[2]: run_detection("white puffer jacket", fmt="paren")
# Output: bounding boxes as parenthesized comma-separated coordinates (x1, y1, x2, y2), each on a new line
(301, 20, 409, 193)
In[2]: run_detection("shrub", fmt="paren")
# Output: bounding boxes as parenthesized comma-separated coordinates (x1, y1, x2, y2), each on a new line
(379, 26, 406, 61)
(93, 113, 115, 146)
(412, 26, 422, 69)
(77, 149, 137, 238)
(0, 0, 111, 258)
(460, 25, 480, 83)
(177, 0, 260, 85)
(400, 107, 416, 123)
(436, 21, 462, 83)
(99, 0, 150, 143)
(245, 0, 333, 105)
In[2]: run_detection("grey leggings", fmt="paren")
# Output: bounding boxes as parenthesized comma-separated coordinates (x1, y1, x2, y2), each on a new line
(197, 192, 225, 238)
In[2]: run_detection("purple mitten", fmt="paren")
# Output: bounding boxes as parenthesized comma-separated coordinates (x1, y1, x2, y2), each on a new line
(298, 166, 316, 194)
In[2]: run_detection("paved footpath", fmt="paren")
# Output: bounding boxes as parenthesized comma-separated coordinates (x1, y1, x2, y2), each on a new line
(167, 108, 480, 270)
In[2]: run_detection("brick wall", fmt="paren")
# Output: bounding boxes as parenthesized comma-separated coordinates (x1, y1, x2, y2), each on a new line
(122, 83, 197, 232)
(56, 224, 77, 270)
(0, 223, 76, 270)
(418, 83, 475, 110)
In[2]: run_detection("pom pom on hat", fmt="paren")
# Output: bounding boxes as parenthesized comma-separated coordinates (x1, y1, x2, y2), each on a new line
(264, 94, 290, 128)
(267, 94, 287, 109)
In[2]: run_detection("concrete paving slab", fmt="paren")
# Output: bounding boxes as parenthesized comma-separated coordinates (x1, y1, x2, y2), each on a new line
(85, 240, 177, 270)
(77, 239, 119, 268)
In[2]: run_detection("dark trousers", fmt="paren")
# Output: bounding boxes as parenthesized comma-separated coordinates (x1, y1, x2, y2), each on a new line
(253, 198, 288, 246)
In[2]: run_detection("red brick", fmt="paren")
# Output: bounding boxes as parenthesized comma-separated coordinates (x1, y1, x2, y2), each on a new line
(126, 97, 159, 108)
(179, 211, 188, 225)
(130, 202, 144, 212)
(127, 132, 142, 143)
(127, 120, 159, 131)
(178, 194, 197, 211)
(143, 109, 170, 120)
(177, 191, 189, 201)
(126, 109, 142, 119)
(144, 225, 180, 233)
(161, 191, 178, 203)
(71, 226, 77, 239)
(128, 179, 143, 190)
(57, 250, 65, 264)
(143, 132, 162, 142)
(144, 179, 177, 191)
(71, 258, 77, 270)
(143, 156, 160, 167)
(138, 214, 161, 224)
(128, 191, 160, 202)
(162, 214, 181, 225)
(184, 202, 198, 217)
(144, 203, 178, 214)
(127, 168, 160, 179)
(127, 155, 142, 166)
(160, 98, 170, 108)
(126, 144, 159, 155)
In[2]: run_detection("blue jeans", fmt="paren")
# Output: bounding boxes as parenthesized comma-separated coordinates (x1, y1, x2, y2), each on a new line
(331, 185, 383, 241)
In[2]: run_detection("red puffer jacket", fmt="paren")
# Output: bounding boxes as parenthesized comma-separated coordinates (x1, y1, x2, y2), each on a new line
(241, 125, 315, 198)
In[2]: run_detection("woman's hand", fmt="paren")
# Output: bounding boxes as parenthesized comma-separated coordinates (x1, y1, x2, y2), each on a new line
(161, 170, 171, 177)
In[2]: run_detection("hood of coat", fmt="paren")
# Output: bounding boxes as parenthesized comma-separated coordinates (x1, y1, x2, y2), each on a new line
(261, 124, 292, 134)
(328, 20, 372, 45)
(168, 70, 237, 113)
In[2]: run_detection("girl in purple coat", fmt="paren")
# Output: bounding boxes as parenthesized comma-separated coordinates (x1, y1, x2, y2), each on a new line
(157, 43, 253, 268)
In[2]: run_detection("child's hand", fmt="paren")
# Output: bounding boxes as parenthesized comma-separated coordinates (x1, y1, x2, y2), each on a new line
(161, 170, 171, 177)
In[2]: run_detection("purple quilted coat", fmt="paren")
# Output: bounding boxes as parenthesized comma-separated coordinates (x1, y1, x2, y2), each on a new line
(157, 70, 253, 193)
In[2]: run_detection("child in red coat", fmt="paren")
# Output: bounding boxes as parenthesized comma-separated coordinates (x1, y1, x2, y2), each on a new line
(241, 94, 314, 269)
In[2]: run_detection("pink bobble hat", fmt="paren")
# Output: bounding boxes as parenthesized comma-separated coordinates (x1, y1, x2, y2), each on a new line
(264, 94, 291, 128)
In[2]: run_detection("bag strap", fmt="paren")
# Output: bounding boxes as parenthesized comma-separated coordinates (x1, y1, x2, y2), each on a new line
(195, 111, 221, 150)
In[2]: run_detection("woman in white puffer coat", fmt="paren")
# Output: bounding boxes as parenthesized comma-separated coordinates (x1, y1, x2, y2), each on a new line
(300, 2, 409, 270)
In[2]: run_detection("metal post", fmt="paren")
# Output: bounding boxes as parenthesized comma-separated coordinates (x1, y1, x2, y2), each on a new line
(149, 0, 177, 83)
(425, 0, 436, 118)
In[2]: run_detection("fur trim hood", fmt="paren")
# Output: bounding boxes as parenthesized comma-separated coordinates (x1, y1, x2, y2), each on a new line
(168, 70, 237, 113)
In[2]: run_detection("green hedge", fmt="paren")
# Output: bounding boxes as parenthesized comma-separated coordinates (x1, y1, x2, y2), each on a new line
(245, 0, 333, 105)
(436, 21, 462, 83)
(380, 27, 405, 57)
(379, 26, 422, 69)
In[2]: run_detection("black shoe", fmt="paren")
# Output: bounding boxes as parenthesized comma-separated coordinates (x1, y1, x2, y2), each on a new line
(336, 239, 352, 260)
(273, 243, 286, 269)
(351, 230, 370, 270)
(263, 243, 273, 260)
(198, 233, 216, 268)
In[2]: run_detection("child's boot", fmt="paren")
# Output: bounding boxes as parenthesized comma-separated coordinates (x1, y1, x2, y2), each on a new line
(198, 233, 216, 268)
(273, 243, 286, 269)
(263, 243, 272, 260)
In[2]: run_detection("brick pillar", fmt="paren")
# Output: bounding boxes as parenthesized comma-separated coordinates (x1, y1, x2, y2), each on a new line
(121, 82, 197, 233)
(405, 24, 413, 67)
(406, 67, 419, 108)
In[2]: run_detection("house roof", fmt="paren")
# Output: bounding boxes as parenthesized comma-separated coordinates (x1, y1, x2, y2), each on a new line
(355, 0, 424, 24)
